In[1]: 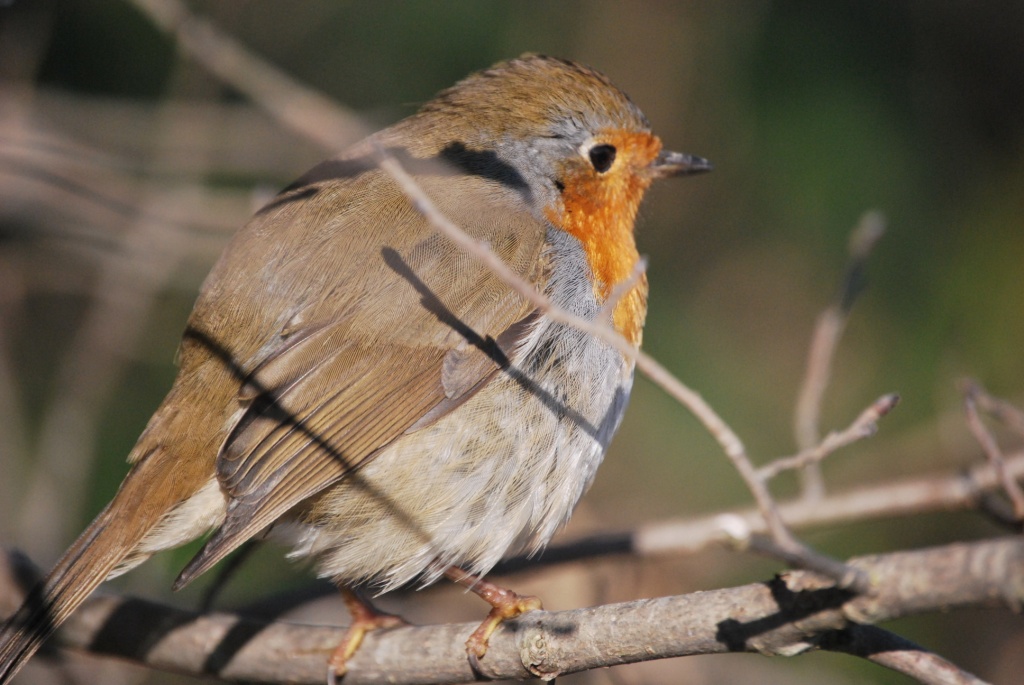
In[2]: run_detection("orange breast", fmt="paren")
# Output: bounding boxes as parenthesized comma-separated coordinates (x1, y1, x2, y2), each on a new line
(545, 130, 659, 346)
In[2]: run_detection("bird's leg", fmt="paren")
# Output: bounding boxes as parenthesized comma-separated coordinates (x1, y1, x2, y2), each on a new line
(327, 588, 407, 683)
(443, 566, 543, 667)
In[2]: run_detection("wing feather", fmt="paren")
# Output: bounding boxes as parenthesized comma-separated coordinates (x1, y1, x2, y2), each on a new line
(175, 159, 547, 586)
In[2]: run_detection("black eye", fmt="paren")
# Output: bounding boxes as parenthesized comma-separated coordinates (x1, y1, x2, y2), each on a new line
(588, 144, 616, 173)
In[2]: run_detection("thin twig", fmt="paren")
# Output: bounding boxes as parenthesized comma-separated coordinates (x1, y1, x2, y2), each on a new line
(794, 307, 844, 499)
(597, 255, 647, 323)
(793, 211, 886, 499)
(759, 393, 899, 481)
(970, 382, 1024, 440)
(962, 380, 1024, 520)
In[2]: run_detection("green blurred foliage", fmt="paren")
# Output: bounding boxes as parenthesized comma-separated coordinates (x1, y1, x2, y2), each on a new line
(2, 1, 1023, 683)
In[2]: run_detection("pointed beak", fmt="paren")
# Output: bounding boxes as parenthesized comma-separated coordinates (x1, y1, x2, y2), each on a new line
(649, 150, 713, 178)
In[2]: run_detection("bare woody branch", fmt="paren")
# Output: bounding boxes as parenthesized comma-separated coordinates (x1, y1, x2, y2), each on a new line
(792, 210, 886, 498)
(759, 393, 899, 481)
(971, 383, 1024, 439)
(962, 379, 1024, 520)
(633, 449, 1024, 557)
(3, 537, 1013, 684)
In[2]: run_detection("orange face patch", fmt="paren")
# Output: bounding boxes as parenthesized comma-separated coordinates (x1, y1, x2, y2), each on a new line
(545, 129, 660, 346)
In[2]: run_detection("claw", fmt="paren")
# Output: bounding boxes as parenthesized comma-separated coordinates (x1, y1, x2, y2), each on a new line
(467, 650, 484, 678)
(327, 588, 408, 681)
(444, 567, 543, 664)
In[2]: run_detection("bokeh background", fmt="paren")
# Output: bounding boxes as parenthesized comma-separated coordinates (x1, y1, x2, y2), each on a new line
(1, 1, 1023, 683)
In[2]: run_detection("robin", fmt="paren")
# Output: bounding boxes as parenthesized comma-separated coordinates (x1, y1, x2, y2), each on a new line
(0, 54, 710, 681)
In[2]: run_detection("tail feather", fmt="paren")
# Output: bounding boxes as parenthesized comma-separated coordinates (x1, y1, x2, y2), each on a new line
(0, 452, 198, 684)
(0, 508, 129, 682)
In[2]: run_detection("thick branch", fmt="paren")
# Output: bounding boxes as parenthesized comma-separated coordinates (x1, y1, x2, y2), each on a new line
(3, 537, 1017, 684)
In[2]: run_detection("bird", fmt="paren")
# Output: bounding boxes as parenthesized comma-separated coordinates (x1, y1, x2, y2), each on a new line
(0, 54, 710, 682)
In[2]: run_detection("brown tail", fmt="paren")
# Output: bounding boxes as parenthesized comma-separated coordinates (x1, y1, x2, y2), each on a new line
(0, 453, 192, 684)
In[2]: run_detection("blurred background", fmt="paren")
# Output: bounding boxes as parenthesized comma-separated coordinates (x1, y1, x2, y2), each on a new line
(1, 1, 1022, 683)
